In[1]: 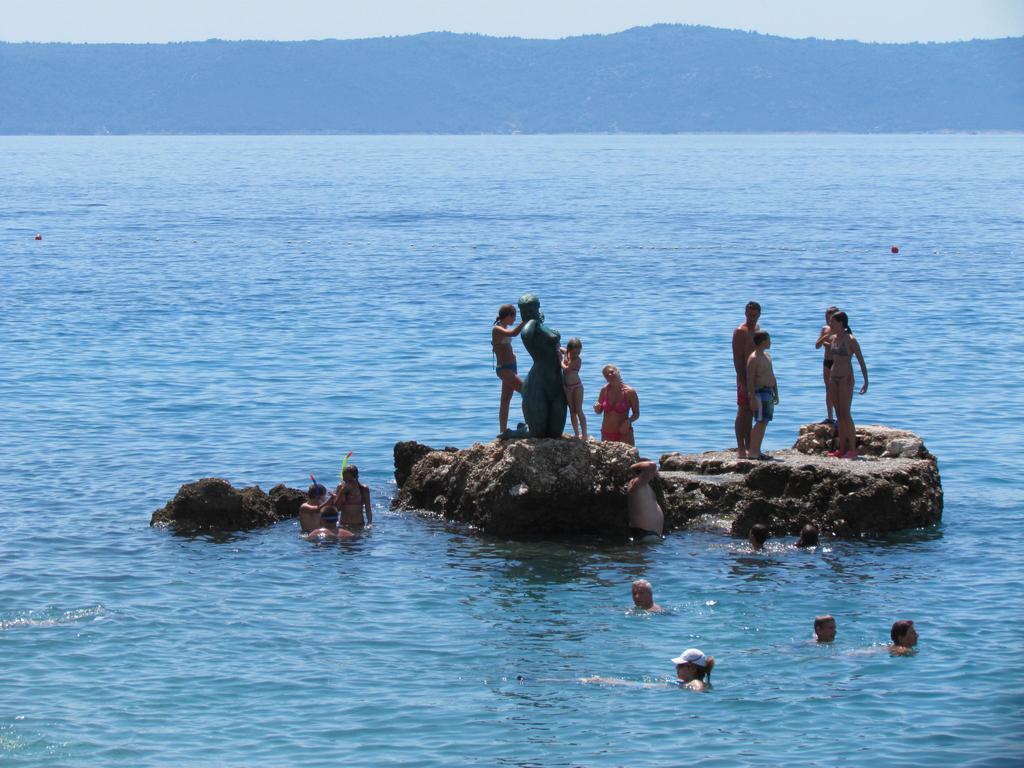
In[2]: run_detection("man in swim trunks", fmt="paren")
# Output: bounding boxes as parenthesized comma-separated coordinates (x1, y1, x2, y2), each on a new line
(745, 330, 779, 460)
(627, 460, 664, 541)
(732, 301, 761, 458)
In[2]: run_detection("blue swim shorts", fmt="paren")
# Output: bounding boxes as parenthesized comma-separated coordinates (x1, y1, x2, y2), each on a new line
(754, 387, 774, 423)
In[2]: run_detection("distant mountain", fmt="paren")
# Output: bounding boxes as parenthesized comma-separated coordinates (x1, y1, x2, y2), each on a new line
(1, 25, 1021, 134)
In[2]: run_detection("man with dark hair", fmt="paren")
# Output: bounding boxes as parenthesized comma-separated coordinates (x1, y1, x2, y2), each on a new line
(732, 301, 761, 458)
(890, 620, 918, 654)
(748, 523, 770, 550)
(814, 615, 837, 643)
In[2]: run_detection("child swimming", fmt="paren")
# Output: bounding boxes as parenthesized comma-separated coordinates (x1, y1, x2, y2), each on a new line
(561, 337, 588, 440)
(299, 482, 353, 539)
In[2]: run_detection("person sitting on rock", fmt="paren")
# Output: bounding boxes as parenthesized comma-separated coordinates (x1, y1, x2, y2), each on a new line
(889, 620, 918, 655)
(299, 483, 353, 539)
(814, 615, 837, 643)
(631, 579, 664, 612)
(327, 465, 373, 530)
(797, 523, 820, 547)
(748, 524, 770, 550)
(671, 648, 715, 691)
(746, 331, 779, 460)
(627, 460, 664, 542)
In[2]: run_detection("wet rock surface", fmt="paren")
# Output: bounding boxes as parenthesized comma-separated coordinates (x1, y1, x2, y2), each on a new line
(151, 478, 303, 532)
(394, 424, 942, 538)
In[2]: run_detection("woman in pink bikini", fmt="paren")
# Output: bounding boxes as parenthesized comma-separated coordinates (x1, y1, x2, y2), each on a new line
(825, 311, 868, 458)
(594, 364, 639, 445)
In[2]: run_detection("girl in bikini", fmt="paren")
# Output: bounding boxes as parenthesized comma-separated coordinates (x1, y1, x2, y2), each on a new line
(825, 311, 869, 459)
(492, 304, 525, 437)
(331, 465, 372, 529)
(593, 364, 639, 446)
(561, 337, 588, 440)
(815, 306, 840, 424)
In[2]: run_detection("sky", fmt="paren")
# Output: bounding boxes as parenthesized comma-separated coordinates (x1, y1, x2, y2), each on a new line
(1, 0, 1022, 44)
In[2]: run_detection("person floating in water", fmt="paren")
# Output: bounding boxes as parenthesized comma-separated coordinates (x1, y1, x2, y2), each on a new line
(631, 579, 664, 612)
(748, 523, 770, 550)
(815, 306, 840, 424)
(492, 303, 525, 438)
(627, 460, 664, 542)
(594, 364, 639, 445)
(299, 482, 353, 539)
(732, 301, 761, 458)
(889, 620, 918, 655)
(327, 465, 373, 530)
(746, 330, 779, 460)
(561, 337, 588, 440)
(814, 615, 837, 643)
(671, 648, 715, 691)
(797, 523, 820, 547)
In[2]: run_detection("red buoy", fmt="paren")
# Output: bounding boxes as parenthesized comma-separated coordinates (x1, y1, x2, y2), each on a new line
(34, 233, 42, 241)
(891, 245, 899, 254)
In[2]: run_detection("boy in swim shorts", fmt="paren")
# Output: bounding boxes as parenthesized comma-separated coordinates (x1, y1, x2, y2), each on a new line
(745, 331, 779, 460)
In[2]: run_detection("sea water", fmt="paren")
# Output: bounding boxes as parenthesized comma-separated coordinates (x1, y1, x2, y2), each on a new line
(1, 135, 1022, 766)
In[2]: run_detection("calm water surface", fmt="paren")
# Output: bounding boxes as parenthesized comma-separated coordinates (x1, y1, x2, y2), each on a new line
(1, 135, 1022, 766)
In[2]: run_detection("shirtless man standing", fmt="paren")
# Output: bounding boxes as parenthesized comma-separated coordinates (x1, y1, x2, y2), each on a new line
(732, 301, 761, 458)
(627, 459, 664, 541)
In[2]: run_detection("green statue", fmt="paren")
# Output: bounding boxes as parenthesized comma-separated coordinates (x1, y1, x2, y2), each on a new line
(518, 293, 568, 439)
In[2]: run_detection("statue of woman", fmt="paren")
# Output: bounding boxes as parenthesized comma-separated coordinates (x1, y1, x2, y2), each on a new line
(518, 293, 568, 439)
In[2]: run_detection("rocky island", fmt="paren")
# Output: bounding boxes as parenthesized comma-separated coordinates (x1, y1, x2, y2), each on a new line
(392, 424, 942, 538)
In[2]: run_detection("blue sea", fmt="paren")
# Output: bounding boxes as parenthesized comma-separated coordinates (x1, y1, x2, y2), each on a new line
(2, 135, 1022, 767)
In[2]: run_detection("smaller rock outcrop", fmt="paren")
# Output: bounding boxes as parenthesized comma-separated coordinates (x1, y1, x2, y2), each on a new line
(151, 478, 302, 532)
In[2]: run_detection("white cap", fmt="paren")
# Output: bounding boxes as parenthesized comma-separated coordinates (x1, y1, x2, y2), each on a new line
(671, 648, 707, 667)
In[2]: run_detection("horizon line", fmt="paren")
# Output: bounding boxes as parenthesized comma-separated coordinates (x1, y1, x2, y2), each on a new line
(3, 22, 1022, 47)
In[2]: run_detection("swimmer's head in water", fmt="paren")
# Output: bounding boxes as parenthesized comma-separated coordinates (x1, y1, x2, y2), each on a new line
(632, 579, 653, 608)
(814, 615, 836, 642)
(342, 465, 359, 481)
(797, 523, 820, 547)
(671, 648, 715, 682)
(891, 620, 917, 647)
(566, 337, 582, 351)
(517, 293, 540, 321)
(749, 524, 770, 549)
(308, 483, 327, 500)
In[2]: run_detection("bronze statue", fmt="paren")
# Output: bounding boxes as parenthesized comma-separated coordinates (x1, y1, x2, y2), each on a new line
(518, 293, 567, 438)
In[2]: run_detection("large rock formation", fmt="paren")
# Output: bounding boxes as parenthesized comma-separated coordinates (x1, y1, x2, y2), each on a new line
(393, 424, 942, 538)
(151, 478, 303, 532)
(393, 438, 641, 535)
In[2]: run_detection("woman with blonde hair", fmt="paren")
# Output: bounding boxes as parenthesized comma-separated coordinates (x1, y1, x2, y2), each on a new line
(593, 364, 639, 445)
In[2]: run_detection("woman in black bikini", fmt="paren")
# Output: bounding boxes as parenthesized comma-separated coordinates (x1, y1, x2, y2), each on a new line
(825, 311, 869, 459)
(815, 306, 840, 424)
(492, 304, 524, 437)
